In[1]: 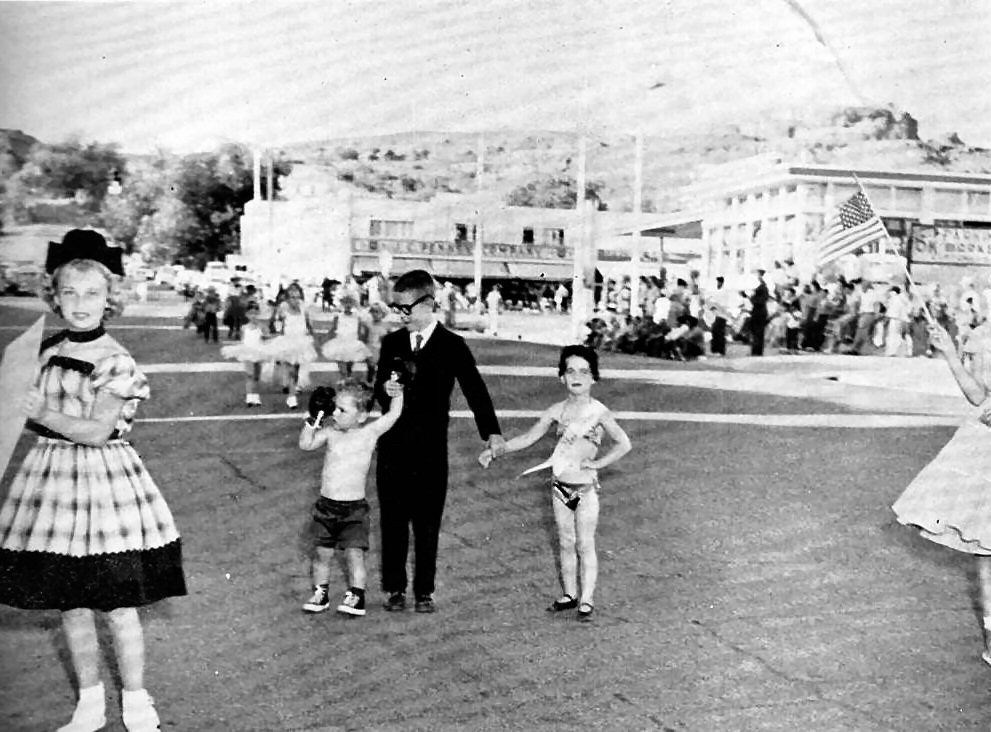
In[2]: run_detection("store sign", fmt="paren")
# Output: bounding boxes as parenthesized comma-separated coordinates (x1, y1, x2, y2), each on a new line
(352, 238, 573, 260)
(598, 249, 661, 263)
(913, 226, 991, 264)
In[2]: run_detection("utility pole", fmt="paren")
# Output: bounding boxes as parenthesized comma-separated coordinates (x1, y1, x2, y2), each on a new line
(630, 132, 643, 317)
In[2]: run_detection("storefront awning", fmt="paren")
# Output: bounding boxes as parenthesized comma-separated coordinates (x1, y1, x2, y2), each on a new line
(351, 254, 572, 281)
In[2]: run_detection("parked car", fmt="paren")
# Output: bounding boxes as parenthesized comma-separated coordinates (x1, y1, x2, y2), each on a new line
(5, 263, 46, 296)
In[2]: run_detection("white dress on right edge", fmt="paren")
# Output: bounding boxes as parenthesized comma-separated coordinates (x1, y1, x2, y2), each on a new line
(892, 325, 991, 555)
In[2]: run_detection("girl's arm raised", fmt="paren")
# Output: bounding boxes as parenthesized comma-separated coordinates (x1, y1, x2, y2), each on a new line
(582, 410, 632, 471)
(931, 323, 988, 406)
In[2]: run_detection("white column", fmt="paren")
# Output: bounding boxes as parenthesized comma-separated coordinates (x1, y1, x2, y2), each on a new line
(252, 148, 261, 201)
(572, 134, 592, 342)
(474, 132, 484, 312)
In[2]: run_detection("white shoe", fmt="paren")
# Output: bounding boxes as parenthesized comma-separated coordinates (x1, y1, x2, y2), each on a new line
(286, 394, 298, 409)
(122, 689, 160, 732)
(245, 393, 262, 406)
(57, 683, 106, 732)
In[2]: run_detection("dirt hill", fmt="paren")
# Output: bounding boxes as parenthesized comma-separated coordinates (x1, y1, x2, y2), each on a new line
(278, 106, 991, 212)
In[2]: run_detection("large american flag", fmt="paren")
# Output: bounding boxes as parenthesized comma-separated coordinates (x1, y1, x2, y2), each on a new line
(817, 191, 888, 267)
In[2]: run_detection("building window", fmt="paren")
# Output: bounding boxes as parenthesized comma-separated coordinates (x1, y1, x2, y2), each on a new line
(804, 183, 825, 207)
(894, 187, 922, 210)
(522, 227, 534, 244)
(541, 228, 565, 246)
(369, 219, 414, 238)
(966, 190, 990, 214)
(454, 223, 476, 242)
(863, 185, 891, 209)
(933, 189, 963, 213)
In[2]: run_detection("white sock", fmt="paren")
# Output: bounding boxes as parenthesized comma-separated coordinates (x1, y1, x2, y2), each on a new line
(78, 683, 105, 705)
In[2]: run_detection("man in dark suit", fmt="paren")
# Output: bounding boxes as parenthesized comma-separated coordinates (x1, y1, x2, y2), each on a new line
(749, 270, 769, 356)
(373, 270, 505, 613)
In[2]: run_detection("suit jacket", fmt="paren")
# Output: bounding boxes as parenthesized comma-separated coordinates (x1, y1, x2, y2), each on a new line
(374, 324, 500, 456)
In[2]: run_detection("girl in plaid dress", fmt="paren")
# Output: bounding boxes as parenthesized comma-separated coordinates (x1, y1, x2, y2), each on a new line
(893, 320, 991, 667)
(0, 230, 186, 732)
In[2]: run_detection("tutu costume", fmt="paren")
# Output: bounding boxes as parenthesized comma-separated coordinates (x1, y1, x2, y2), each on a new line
(268, 308, 318, 365)
(893, 325, 991, 555)
(220, 322, 269, 369)
(0, 331, 187, 610)
(321, 310, 371, 362)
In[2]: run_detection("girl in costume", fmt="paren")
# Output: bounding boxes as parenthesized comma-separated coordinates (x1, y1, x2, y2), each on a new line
(268, 281, 318, 409)
(360, 301, 391, 385)
(220, 300, 268, 406)
(479, 344, 631, 621)
(893, 320, 991, 666)
(0, 229, 186, 731)
(320, 294, 371, 382)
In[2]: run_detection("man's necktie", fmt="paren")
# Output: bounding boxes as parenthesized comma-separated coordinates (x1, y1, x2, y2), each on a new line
(414, 334, 423, 353)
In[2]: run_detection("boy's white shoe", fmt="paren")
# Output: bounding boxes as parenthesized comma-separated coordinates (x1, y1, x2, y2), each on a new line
(245, 393, 262, 406)
(57, 683, 106, 732)
(122, 688, 160, 732)
(286, 394, 298, 409)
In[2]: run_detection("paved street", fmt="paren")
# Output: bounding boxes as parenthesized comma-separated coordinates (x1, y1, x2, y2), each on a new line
(1, 299, 989, 731)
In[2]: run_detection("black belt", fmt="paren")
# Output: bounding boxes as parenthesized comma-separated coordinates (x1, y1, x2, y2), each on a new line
(28, 421, 122, 442)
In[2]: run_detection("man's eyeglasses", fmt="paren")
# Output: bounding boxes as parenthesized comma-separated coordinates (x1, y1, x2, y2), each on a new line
(390, 294, 433, 316)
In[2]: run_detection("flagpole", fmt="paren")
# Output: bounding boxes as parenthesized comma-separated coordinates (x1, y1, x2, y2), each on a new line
(851, 174, 934, 323)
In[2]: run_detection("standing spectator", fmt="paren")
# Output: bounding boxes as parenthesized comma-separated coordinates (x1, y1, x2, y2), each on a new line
(440, 281, 458, 328)
(321, 277, 334, 312)
(885, 285, 910, 357)
(652, 288, 671, 327)
(850, 281, 879, 355)
(555, 282, 569, 313)
(222, 282, 247, 341)
(485, 285, 502, 336)
(373, 270, 504, 613)
(749, 270, 770, 356)
(202, 286, 221, 343)
(707, 276, 730, 356)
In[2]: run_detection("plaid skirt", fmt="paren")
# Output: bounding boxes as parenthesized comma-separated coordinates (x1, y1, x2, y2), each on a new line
(0, 437, 186, 610)
(892, 420, 991, 556)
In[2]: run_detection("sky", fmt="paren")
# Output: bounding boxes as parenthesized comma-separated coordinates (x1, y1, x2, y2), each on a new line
(1, 0, 989, 153)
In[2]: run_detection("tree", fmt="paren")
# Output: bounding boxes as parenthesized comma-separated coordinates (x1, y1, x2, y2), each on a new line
(504, 176, 608, 210)
(171, 143, 291, 266)
(9, 138, 125, 208)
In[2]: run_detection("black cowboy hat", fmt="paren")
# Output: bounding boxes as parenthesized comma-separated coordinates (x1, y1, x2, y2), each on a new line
(46, 229, 124, 276)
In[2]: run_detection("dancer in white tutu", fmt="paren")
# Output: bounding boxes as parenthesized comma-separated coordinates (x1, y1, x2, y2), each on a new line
(220, 300, 269, 406)
(893, 320, 991, 666)
(321, 294, 370, 382)
(269, 281, 318, 409)
(362, 302, 392, 385)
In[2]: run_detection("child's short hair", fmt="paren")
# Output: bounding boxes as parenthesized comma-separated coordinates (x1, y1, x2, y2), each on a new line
(43, 259, 126, 320)
(393, 269, 436, 297)
(334, 379, 374, 413)
(558, 344, 600, 381)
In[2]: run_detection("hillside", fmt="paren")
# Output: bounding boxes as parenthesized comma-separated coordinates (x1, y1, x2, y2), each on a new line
(279, 106, 991, 212)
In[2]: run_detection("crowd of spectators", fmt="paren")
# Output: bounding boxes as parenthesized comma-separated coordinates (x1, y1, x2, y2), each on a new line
(585, 262, 991, 362)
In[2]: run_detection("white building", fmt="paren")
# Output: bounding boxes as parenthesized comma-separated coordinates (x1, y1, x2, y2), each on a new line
(620, 159, 991, 290)
(239, 164, 670, 287)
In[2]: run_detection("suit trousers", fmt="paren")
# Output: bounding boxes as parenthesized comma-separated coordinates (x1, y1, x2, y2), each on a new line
(376, 445, 449, 598)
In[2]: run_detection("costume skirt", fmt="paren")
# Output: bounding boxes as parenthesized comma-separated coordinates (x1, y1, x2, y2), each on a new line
(892, 421, 991, 555)
(0, 438, 186, 610)
(266, 334, 318, 365)
(220, 341, 270, 364)
(321, 337, 371, 362)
